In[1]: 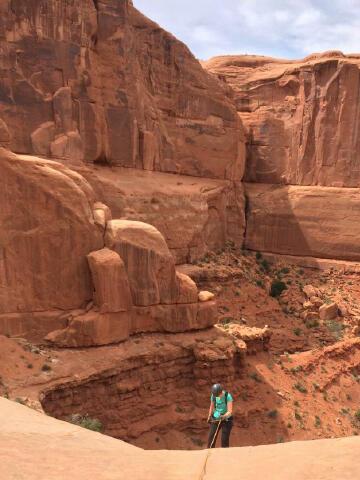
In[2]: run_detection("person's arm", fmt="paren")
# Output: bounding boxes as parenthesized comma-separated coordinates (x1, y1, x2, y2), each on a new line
(221, 401, 232, 419)
(207, 400, 214, 422)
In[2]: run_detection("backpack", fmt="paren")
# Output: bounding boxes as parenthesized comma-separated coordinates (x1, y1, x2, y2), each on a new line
(213, 391, 229, 405)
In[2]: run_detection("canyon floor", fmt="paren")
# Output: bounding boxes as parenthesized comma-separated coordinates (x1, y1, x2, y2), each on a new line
(2, 246, 360, 451)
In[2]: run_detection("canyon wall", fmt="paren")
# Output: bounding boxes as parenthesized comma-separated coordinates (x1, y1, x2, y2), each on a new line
(41, 329, 244, 446)
(0, 0, 244, 179)
(204, 52, 360, 259)
(0, 0, 246, 261)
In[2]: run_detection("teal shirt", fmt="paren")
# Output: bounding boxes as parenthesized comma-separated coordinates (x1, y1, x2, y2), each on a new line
(211, 391, 233, 419)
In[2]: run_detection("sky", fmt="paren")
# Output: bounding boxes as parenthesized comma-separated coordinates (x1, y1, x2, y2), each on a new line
(133, 0, 360, 60)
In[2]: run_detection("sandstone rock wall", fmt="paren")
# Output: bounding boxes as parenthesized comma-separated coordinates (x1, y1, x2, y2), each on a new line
(0, 0, 244, 180)
(0, 148, 103, 314)
(77, 166, 245, 264)
(204, 52, 360, 187)
(244, 183, 360, 260)
(46, 218, 218, 347)
(204, 52, 360, 261)
(40, 330, 243, 443)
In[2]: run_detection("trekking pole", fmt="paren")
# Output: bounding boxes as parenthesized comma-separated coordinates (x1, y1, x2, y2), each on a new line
(209, 419, 222, 449)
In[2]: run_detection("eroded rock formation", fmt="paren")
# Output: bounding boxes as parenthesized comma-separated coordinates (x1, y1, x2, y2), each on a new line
(204, 52, 360, 260)
(204, 51, 360, 187)
(0, 0, 244, 180)
(0, 148, 103, 328)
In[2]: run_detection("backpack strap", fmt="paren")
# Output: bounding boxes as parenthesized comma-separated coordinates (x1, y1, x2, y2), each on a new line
(225, 391, 228, 405)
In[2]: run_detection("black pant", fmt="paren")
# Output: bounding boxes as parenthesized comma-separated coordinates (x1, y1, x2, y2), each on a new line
(207, 418, 233, 448)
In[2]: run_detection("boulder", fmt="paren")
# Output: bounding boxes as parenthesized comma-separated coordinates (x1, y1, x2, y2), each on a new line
(198, 291, 215, 302)
(45, 311, 130, 347)
(319, 302, 338, 321)
(105, 220, 179, 306)
(87, 248, 132, 313)
(93, 202, 112, 230)
(131, 301, 217, 334)
(310, 296, 323, 308)
(176, 273, 198, 304)
(303, 285, 319, 299)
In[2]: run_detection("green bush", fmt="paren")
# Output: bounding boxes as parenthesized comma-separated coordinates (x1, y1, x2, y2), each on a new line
(69, 414, 102, 433)
(280, 267, 290, 274)
(270, 280, 287, 298)
(355, 410, 360, 421)
(294, 381, 307, 393)
(261, 259, 270, 273)
(268, 409, 278, 419)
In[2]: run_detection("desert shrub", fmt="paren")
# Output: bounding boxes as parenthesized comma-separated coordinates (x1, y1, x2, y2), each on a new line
(270, 280, 287, 298)
(294, 381, 307, 393)
(314, 415, 321, 427)
(256, 252, 262, 260)
(261, 259, 270, 273)
(248, 372, 262, 383)
(280, 267, 290, 274)
(325, 320, 345, 340)
(15, 397, 25, 405)
(355, 410, 360, 421)
(294, 328, 302, 337)
(41, 364, 52, 372)
(268, 409, 278, 419)
(69, 414, 102, 432)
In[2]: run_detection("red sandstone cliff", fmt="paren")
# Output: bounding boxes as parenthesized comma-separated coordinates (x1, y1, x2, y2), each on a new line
(0, 0, 244, 180)
(204, 52, 360, 260)
(204, 51, 360, 187)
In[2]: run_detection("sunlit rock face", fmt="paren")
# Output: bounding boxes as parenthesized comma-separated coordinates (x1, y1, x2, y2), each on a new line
(0, 0, 245, 180)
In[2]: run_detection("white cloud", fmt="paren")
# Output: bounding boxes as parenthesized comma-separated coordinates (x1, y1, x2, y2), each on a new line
(133, 0, 360, 60)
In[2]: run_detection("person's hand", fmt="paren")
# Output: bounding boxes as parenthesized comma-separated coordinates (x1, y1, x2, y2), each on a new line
(207, 416, 211, 423)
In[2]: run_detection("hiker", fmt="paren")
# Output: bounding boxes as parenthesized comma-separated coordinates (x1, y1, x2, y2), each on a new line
(207, 383, 233, 448)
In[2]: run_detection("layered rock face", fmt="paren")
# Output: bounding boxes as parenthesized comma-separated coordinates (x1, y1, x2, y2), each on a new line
(0, 148, 103, 317)
(78, 166, 245, 263)
(0, 0, 244, 180)
(41, 330, 244, 444)
(45, 218, 217, 347)
(0, 0, 246, 263)
(0, 146, 217, 345)
(244, 183, 360, 260)
(204, 52, 360, 260)
(204, 52, 360, 187)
